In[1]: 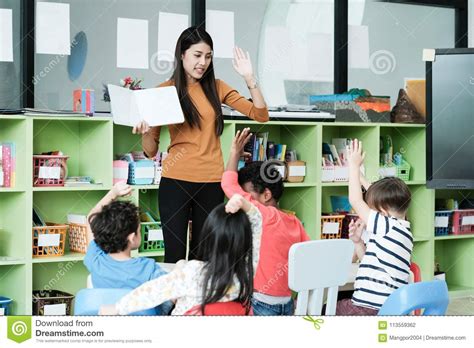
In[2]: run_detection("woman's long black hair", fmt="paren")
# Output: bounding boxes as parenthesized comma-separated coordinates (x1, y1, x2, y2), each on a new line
(195, 203, 254, 314)
(172, 26, 224, 136)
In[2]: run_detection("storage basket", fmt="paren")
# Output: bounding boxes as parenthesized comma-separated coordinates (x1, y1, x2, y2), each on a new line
(33, 155, 69, 187)
(434, 210, 453, 236)
(128, 160, 155, 185)
(139, 222, 165, 252)
(451, 209, 474, 235)
(68, 223, 88, 253)
(32, 223, 67, 258)
(0, 296, 13, 316)
(320, 215, 345, 239)
(341, 213, 359, 239)
(32, 290, 74, 316)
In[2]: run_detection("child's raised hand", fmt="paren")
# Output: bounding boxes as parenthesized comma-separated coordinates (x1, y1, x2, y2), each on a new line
(348, 218, 365, 244)
(225, 194, 245, 214)
(99, 304, 119, 315)
(111, 182, 133, 198)
(347, 139, 366, 169)
(231, 128, 252, 160)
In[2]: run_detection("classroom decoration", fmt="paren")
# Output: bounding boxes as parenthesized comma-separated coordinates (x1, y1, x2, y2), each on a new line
(390, 89, 425, 124)
(73, 89, 95, 114)
(309, 88, 391, 123)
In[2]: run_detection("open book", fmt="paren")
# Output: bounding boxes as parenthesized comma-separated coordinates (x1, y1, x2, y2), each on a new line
(108, 85, 185, 127)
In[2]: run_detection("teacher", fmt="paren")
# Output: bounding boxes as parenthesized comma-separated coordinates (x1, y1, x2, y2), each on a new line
(133, 26, 269, 263)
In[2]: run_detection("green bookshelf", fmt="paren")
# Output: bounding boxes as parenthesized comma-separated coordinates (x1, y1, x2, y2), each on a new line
(0, 115, 472, 315)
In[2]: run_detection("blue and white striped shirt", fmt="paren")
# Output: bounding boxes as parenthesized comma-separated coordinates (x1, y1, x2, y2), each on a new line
(352, 210, 413, 310)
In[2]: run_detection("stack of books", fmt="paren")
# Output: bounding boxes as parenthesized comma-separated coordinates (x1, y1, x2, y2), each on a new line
(322, 138, 351, 167)
(244, 132, 294, 162)
(64, 176, 94, 187)
(0, 143, 16, 188)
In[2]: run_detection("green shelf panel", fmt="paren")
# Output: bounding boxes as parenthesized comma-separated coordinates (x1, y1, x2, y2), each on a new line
(32, 253, 85, 264)
(113, 124, 171, 157)
(447, 285, 474, 298)
(407, 185, 435, 241)
(284, 182, 317, 188)
(412, 240, 434, 283)
(33, 185, 109, 191)
(379, 126, 426, 181)
(31, 115, 112, 121)
(279, 186, 318, 240)
(136, 250, 165, 258)
(0, 192, 28, 259)
(435, 234, 474, 241)
(33, 119, 113, 188)
(321, 124, 379, 182)
(33, 261, 89, 313)
(0, 188, 26, 192)
(0, 117, 28, 189)
(0, 264, 28, 315)
(435, 238, 474, 293)
(138, 188, 159, 219)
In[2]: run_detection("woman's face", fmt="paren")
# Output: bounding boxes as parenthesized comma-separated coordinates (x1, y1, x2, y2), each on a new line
(181, 42, 212, 83)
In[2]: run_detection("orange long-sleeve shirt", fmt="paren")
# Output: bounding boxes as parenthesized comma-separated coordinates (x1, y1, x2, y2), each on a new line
(142, 79, 269, 182)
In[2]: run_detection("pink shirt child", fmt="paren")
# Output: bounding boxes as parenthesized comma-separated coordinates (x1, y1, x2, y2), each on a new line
(221, 171, 310, 297)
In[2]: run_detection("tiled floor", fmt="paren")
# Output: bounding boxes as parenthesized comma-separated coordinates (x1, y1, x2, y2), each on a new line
(446, 297, 474, 315)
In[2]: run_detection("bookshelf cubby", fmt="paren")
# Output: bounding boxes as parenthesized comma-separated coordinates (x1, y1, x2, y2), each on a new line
(0, 115, 471, 314)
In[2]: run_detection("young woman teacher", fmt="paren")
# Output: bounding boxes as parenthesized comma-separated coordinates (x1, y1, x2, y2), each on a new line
(133, 26, 269, 263)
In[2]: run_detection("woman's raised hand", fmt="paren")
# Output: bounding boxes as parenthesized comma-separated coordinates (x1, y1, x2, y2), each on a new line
(232, 46, 253, 78)
(132, 120, 150, 135)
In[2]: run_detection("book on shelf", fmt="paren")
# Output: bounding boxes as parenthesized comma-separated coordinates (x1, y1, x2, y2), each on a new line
(1, 108, 91, 116)
(0, 143, 15, 188)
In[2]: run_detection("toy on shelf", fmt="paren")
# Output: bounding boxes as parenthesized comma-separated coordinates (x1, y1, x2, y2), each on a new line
(379, 135, 411, 181)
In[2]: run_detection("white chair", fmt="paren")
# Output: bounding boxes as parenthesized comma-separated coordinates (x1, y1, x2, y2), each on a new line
(288, 239, 354, 315)
(86, 274, 93, 288)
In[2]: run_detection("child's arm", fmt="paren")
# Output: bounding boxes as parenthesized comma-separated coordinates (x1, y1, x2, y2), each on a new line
(221, 128, 257, 201)
(360, 171, 371, 191)
(225, 194, 263, 272)
(348, 218, 367, 262)
(86, 182, 133, 245)
(348, 139, 371, 225)
(99, 267, 186, 315)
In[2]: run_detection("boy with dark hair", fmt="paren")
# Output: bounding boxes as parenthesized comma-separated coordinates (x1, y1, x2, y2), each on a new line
(84, 183, 171, 314)
(221, 128, 310, 316)
(336, 139, 413, 315)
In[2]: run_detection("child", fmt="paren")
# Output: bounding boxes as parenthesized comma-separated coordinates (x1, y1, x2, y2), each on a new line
(99, 194, 262, 315)
(336, 139, 412, 315)
(84, 182, 171, 314)
(221, 128, 310, 316)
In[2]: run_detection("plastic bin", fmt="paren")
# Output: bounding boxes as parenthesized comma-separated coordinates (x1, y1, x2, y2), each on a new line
(32, 290, 74, 316)
(33, 155, 69, 187)
(0, 296, 13, 315)
(113, 160, 129, 185)
(139, 222, 165, 252)
(32, 223, 67, 258)
(320, 215, 345, 239)
(451, 209, 474, 235)
(68, 223, 88, 253)
(434, 210, 453, 236)
(331, 196, 351, 213)
(128, 160, 155, 185)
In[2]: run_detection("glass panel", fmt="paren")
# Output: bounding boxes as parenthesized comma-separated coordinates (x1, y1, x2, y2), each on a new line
(348, 0, 455, 106)
(34, 0, 191, 111)
(0, 0, 22, 109)
(206, 0, 334, 106)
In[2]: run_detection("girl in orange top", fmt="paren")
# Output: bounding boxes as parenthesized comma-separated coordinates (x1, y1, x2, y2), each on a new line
(133, 26, 269, 263)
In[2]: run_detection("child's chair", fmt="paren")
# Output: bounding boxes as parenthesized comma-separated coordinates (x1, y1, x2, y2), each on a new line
(74, 288, 156, 316)
(378, 280, 449, 316)
(185, 301, 252, 316)
(288, 239, 354, 315)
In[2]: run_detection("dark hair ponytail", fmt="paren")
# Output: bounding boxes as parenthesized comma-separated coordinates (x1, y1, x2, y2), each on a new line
(172, 26, 224, 136)
(196, 203, 253, 314)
